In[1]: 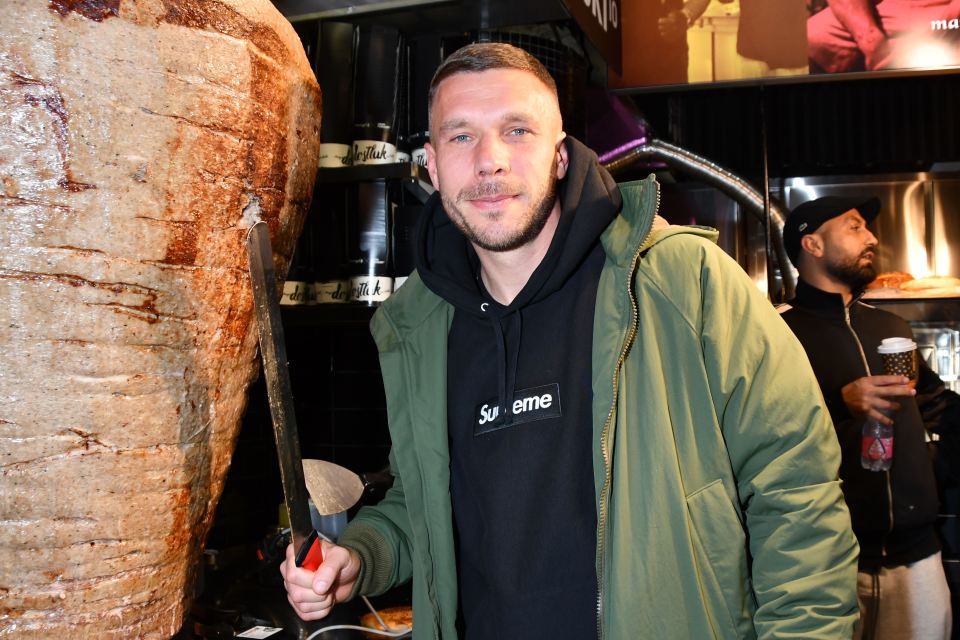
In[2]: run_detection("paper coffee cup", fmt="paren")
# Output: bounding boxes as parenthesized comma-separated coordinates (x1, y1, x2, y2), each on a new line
(878, 337, 918, 385)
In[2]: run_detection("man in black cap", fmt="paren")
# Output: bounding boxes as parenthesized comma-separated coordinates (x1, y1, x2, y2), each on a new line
(780, 195, 955, 639)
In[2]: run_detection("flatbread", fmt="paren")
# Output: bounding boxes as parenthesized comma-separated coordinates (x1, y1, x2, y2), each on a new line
(360, 606, 413, 637)
(899, 276, 960, 291)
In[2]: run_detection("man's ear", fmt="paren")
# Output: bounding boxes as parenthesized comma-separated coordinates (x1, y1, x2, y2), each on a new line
(555, 134, 569, 180)
(425, 142, 440, 190)
(800, 233, 823, 258)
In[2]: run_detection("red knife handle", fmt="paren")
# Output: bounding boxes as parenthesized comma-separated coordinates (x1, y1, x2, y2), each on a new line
(295, 529, 323, 571)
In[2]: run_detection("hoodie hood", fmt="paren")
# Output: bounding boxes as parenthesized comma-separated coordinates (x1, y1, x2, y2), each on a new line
(416, 135, 622, 317)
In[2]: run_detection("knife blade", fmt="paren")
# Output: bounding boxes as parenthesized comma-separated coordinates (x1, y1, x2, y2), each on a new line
(246, 221, 323, 571)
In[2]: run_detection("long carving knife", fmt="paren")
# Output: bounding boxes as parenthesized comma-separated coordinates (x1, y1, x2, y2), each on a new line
(246, 221, 323, 571)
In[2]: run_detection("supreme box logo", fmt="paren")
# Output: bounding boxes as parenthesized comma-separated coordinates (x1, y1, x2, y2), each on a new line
(474, 383, 562, 436)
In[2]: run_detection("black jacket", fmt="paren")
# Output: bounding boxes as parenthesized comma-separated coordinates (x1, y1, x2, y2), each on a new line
(781, 279, 952, 571)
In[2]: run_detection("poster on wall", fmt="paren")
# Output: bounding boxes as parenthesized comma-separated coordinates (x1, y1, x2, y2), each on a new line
(609, 0, 960, 91)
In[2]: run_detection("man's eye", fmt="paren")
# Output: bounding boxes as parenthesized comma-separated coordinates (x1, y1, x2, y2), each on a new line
(452, 134, 470, 143)
(509, 128, 528, 136)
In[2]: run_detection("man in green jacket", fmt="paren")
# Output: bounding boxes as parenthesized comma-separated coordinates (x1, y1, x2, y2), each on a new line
(281, 42, 859, 639)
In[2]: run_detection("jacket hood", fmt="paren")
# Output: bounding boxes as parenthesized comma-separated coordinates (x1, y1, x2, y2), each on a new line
(415, 135, 621, 317)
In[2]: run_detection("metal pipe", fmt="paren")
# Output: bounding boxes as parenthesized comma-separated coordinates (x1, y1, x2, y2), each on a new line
(759, 86, 779, 302)
(601, 139, 796, 300)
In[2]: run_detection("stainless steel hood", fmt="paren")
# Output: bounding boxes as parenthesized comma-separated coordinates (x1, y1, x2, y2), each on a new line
(775, 172, 960, 280)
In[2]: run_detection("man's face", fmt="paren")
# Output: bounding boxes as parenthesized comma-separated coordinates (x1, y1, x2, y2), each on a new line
(815, 209, 879, 290)
(424, 68, 568, 252)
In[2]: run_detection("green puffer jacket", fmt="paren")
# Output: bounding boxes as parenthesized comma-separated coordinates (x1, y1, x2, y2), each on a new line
(339, 175, 859, 639)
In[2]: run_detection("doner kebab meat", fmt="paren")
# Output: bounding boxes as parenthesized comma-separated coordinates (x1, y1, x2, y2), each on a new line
(0, 1, 321, 637)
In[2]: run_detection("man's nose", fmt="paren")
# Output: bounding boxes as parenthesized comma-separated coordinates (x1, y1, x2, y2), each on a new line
(475, 135, 509, 177)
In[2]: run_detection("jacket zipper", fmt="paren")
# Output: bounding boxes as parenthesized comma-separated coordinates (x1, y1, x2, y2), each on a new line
(595, 187, 661, 640)
(843, 303, 894, 557)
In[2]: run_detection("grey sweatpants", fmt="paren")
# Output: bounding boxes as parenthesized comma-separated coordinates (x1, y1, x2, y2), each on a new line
(854, 551, 952, 640)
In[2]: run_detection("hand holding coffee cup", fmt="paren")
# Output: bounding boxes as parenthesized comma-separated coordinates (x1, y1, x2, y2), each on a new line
(878, 337, 918, 388)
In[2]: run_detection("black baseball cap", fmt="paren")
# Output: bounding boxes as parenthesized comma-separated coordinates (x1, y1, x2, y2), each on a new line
(783, 196, 881, 265)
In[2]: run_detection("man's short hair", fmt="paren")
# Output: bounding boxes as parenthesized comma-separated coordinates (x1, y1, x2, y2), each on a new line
(427, 42, 559, 130)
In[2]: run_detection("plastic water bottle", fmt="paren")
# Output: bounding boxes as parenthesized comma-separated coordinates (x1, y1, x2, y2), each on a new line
(861, 419, 894, 471)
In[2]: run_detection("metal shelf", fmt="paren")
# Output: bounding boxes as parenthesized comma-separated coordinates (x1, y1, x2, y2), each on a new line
(273, 0, 569, 35)
(274, 0, 449, 22)
(317, 162, 434, 203)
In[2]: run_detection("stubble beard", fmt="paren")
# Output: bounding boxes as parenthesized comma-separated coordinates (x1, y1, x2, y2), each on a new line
(441, 156, 559, 252)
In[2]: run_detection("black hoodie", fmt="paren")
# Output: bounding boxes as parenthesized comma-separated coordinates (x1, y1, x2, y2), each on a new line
(416, 137, 621, 638)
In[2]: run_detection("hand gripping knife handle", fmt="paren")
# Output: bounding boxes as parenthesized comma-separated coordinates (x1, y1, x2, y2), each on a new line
(247, 221, 322, 571)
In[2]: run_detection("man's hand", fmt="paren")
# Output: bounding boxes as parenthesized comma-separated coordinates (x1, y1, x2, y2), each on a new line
(822, 0, 895, 69)
(658, 10, 689, 43)
(280, 540, 361, 621)
(841, 375, 915, 425)
(859, 30, 895, 70)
